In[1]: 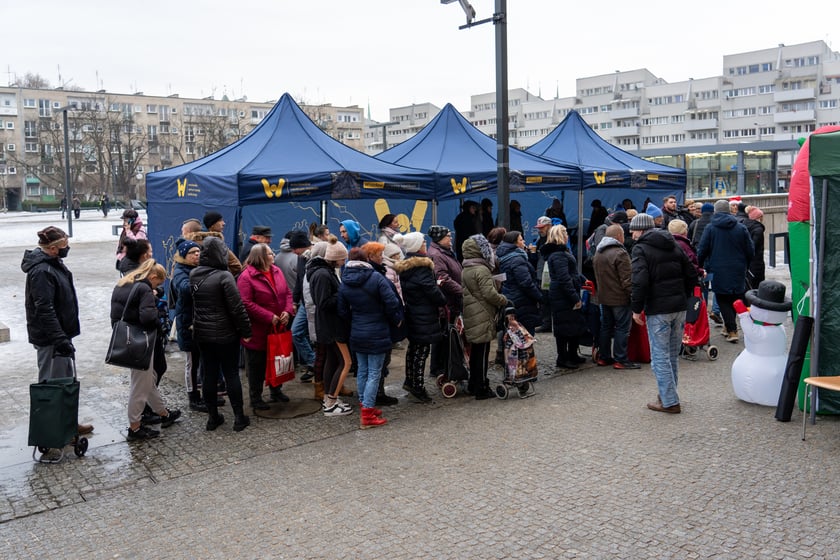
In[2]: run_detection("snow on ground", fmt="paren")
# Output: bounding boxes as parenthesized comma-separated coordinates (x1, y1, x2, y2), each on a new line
(0, 208, 145, 248)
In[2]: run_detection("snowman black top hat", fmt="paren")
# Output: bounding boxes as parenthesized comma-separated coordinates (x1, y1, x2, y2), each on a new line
(746, 280, 792, 312)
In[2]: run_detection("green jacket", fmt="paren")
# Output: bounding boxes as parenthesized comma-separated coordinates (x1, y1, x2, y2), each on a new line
(461, 238, 508, 344)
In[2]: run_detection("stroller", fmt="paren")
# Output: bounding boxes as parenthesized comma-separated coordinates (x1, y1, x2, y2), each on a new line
(681, 286, 719, 361)
(436, 315, 470, 398)
(495, 316, 538, 399)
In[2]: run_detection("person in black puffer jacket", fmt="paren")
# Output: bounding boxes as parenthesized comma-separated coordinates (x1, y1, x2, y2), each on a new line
(393, 231, 447, 402)
(497, 231, 543, 335)
(743, 207, 766, 290)
(190, 236, 252, 432)
(111, 259, 181, 440)
(630, 213, 697, 414)
(542, 225, 587, 369)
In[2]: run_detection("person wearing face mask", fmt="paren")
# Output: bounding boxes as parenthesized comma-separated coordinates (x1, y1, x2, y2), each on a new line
(21, 226, 93, 435)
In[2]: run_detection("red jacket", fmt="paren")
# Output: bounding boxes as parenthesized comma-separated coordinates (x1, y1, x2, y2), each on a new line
(236, 264, 294, 350)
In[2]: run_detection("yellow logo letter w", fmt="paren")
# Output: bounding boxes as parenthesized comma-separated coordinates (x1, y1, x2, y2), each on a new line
(176, 177, 187, 197)
(261, 178, 286, 198)
(593, 171, 606, 185)
(451, 177, 467, 194)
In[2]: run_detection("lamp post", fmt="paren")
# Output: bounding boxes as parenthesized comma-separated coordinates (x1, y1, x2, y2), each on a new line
(56, 106, 74, 237)
(442, 0, 510, 228)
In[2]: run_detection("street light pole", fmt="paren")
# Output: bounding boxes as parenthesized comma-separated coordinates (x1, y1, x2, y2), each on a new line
(58, 107, 73, 237)
(443, 0, 510, 228)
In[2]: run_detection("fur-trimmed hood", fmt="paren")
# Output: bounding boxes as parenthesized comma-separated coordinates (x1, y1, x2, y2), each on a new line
(392, 255, 434, 273)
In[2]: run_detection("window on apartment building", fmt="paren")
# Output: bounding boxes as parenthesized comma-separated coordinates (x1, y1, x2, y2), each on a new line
(38, 99, 51, 117)
(820, 100, 838, 109)
(758, 84, 775, 94)
(147, 104, 157, 114)
(24, 98, 36, 108)
(748, 64, 760, 73)
(6, 143, 15, 151)
(25, 142, 39, 152)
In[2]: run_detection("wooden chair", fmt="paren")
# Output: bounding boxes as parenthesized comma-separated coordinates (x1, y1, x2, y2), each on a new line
(802, 376, 840, 440)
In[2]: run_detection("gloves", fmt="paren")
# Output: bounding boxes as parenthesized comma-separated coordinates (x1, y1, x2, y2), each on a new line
(54, 339, 76, 357)
(733, 300, 748, 315)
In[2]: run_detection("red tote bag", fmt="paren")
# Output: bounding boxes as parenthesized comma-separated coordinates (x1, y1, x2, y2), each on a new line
(627, 312, 651, 364)
(265, 326, 295, 387)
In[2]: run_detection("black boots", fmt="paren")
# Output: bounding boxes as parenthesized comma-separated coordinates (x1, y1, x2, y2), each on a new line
(233, 406, 250, 432)
(189, 391, 208, 413)
(375, 376, 398, 406)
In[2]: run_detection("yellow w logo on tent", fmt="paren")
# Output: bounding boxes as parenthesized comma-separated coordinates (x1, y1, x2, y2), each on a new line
(593, 171, 606, 185)
(261, 178, 286, 198)
(176, 177, 187, 197)
(451, 177, 468, 194)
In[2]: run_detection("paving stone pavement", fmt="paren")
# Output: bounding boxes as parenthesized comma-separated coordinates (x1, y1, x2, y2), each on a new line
(1, 240, 839, 558)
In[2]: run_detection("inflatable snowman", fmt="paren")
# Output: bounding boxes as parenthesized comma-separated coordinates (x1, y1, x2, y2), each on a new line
(731, 280, 792, 406)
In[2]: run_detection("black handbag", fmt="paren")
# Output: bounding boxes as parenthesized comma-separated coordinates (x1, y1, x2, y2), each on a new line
(105, 283, 155, 370)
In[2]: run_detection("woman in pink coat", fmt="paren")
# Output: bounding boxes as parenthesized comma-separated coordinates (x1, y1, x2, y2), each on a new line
(237, 243, 295, 411)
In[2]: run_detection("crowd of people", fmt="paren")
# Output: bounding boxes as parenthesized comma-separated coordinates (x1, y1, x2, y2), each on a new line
(22, 194, 766, 441)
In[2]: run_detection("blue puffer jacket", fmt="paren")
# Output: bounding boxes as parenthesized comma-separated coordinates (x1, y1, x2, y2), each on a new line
(696, 212, 755, 295)
(170, 260, 196, 351)
(338, 261, 404, 354)
(496, 241, 543, 332)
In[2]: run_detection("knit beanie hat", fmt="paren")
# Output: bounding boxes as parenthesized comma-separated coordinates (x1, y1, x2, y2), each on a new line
(394, 231, 425, 254)
(629, 213, 655, 231)
(383, 242, 402, 259)
(324, 237, 348, 262)
(714, 200, 730, 213)
(37, 226, 67, 247)
(310, 240, 329, 259)
(288, 230, 312, 249)
(502, 230, 522, 244)
(177, 240, 200, 258)
(427, 225, 450, 243)
(203, 211, 223, 229)
(701, 202, 715, 213)
(646, 203, 662, 219)
(748, 207, 764, 220)
(469, 234, 495, 264)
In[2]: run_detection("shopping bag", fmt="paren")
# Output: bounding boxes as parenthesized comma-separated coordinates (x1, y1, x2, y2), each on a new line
(105, 319, 154, 370)
(105, 283, 154, 370)
(266, 327, 295, 387)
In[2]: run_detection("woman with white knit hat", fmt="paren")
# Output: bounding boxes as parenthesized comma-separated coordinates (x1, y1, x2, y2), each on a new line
(393, 232, 447, 402)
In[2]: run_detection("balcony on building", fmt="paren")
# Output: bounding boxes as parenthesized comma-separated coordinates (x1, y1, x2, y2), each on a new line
(612, 125, 640, 137)
(684, 118, 718, 131)
(773, 109, 816, 124)
(773, 88, 816, 103)
(610, 106, 640, 120)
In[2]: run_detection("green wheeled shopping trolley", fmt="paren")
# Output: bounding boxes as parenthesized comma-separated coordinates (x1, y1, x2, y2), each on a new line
(28, 373, 88, 463)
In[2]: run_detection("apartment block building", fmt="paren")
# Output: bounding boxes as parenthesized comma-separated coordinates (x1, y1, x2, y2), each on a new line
(0, 87, 364, 209)
(365, 40, 840, 199)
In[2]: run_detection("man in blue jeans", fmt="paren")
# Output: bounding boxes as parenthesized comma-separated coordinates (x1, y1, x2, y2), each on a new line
(592, 224, 638, 369)
(629, 213, 697, 414)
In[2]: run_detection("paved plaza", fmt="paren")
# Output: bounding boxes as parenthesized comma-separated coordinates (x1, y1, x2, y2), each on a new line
(0, 211, 838, 559)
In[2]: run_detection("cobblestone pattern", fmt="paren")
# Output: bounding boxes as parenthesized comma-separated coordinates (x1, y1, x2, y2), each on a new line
(2, 242, 839, 558)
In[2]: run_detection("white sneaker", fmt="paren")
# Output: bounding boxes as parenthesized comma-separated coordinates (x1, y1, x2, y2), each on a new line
(323, 402, 353, 417)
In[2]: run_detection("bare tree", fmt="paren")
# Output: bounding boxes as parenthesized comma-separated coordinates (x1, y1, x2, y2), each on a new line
(15, 73, 51, 89)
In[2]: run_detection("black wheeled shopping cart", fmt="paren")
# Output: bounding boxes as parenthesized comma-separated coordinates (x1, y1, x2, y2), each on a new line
(28, 364, 88, 463)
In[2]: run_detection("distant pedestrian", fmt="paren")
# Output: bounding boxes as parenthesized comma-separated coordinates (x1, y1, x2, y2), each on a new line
(72, 196, 81, 219)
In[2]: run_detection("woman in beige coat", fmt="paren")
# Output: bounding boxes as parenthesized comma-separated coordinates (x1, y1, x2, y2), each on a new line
(461, 234, 509, 400)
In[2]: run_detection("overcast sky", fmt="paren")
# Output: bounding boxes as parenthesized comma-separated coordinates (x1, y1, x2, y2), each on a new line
(4, 0, 836, 122)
